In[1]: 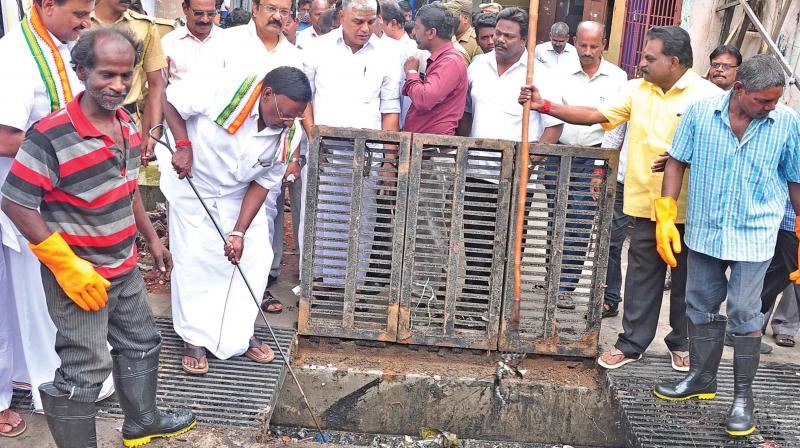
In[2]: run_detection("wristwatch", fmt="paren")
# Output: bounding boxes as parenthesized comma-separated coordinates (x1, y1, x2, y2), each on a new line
(407, 69, 418, 75)
(289, 157, 300, 164)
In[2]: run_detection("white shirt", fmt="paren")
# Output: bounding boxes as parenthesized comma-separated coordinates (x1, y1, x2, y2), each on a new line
(534, 41, 578, 70)
(166, 78, 292, 198)
(295, 25, 318, 50)
(224, 21, 303, 76)
(382, 32, 429, 127)
(303, 28, 402, 130)
(0, 23, 82, 249)
(467, 50, 562, 181)
(161, 25, 227, 85)
(558, 57, 628, 147)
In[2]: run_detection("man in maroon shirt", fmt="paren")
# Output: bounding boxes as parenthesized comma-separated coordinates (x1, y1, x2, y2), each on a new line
(402, 3, 468, 135)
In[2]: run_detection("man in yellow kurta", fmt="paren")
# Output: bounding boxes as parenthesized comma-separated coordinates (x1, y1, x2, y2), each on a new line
(91, 0, 168, 162)
(520, 25, 721, 370)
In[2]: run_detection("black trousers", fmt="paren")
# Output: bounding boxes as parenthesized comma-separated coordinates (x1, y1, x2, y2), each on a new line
(615, 217, 688, 355)
(760, 229, 798, 316)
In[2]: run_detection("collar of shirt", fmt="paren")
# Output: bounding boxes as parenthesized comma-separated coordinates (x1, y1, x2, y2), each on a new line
(66, 92, 133, 139)
(174, 24, 220, 44)
(484, 49, 528, 76)
(332, 27, 378, 53)
(427, 41, 456, 65)
(647, 69, 697, 98)
(566, 57, 616, 80)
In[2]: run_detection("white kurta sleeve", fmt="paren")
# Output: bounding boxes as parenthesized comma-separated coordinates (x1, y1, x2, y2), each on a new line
(0, 63, 35, 131)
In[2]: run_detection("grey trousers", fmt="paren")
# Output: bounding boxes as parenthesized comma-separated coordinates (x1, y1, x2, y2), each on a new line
(269, 178, 303, 278)
(615, 217, 688, 355)
(604, 182, 632, 306)
(42, 266, 161, 402)
(770, 286, 800, 336)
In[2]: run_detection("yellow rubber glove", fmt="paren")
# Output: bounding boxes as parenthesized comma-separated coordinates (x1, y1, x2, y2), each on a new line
(789, 217, 800, 285)
(654, 197, 682, 268)
(29, 233, 111, 311)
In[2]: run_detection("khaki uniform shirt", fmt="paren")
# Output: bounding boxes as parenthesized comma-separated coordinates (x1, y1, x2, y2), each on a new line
(456, 27, 481, 64)
(90, 10, 168, 108)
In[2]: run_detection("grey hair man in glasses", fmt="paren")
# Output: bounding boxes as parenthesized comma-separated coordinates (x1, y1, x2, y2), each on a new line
(162, 66, 311, 376)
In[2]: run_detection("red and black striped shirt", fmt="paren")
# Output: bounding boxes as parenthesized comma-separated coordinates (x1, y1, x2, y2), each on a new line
(1, 93, 141, 279)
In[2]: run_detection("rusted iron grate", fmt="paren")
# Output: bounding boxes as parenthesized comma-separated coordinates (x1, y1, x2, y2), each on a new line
(298, 126, 411, 342)
(396, 134, 514, 350)
(499, 144, 619, 357)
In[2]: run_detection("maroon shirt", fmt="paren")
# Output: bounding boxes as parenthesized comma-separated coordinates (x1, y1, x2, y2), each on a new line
(402, 42, 468, 135)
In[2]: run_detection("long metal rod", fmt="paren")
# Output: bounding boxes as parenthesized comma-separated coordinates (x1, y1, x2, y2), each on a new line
(148, 125, 325, 437)
(738, 0, 799, 92)
(511, 0, 541, 326)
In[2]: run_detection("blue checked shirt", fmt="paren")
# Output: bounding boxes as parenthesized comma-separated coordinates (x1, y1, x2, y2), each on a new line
(669, 91, 800, 262)
(781, 201, 796, 232)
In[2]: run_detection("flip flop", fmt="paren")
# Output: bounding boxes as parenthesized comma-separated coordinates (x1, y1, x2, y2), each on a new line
(597, 349, 641, 370)
(670, 350, 690, 372)
(182, 344, 209, 375)
(774, 334, 796, 347)
(260, 291, 284, 314)
(245, 337, 275, 364)
(0, 409, 26, 438)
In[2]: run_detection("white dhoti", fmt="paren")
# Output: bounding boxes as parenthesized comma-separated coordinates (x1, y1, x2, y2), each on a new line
(0, 242, 12, 410)
(169, 183, 272, 360)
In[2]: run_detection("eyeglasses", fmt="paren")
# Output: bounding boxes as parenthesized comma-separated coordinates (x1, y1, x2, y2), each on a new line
(710, 62, 738, 71)
(259, 4, 293, 18)
(190, 9, 218, 18)
(272, 94, 303, 122)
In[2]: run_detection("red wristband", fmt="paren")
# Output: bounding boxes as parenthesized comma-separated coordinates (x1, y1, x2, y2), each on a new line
(175, 139, 192, 149)
(593, 168, 605, 175)
(540, 100, 552, 114)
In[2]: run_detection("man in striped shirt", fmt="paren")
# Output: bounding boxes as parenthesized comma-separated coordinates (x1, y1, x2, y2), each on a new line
(1, 28, 195, 447)
(652, 55, 800, 438)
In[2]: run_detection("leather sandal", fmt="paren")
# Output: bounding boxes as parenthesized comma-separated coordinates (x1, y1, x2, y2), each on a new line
(245, 337, 275, 364)
(774, 334, 795, 347)
(0, 409, 26, 438)
(182, 344, 208, 375)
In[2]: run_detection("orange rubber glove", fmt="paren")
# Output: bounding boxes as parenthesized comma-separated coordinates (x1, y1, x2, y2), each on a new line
(789, 217, 800, 285)
(654, 197, 682, 268)
(29, 232, 111, 311)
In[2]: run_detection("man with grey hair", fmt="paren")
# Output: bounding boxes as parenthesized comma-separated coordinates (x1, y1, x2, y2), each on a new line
(652, 55, 800, 438)
(534, 21, 576, 69)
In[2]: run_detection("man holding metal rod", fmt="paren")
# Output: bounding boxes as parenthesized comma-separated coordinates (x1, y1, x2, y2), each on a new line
(163, 66, 311, 376)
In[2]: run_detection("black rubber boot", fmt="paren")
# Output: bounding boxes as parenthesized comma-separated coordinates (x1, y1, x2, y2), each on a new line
(725, 335, 761, 437)
(38, 382, 97, 448)
(653, 319, 725, 401)
(112, 349, 197, 447)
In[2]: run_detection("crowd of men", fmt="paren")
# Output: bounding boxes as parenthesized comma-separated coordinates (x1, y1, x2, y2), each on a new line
(0, 0, 798, 444)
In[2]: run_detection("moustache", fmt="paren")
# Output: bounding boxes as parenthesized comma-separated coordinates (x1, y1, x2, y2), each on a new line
(269, 19, 283, 27)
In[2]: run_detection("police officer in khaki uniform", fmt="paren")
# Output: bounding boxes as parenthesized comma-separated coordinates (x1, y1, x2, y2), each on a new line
(91, 0, 169, 161)
(444, 0, 481, 63)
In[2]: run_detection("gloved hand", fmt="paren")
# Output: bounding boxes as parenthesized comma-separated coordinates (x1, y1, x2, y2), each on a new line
(789, 217, 800, 285)
(29, 232, 111, 311)
(654, 197, 681, 268)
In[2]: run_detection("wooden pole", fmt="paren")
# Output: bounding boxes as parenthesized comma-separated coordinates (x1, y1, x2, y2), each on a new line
(511, 0, 540, 326)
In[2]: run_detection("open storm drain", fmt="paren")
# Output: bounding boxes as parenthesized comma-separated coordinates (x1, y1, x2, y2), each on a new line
(12, 316, 296, 428)
(607, 355, 800, 447)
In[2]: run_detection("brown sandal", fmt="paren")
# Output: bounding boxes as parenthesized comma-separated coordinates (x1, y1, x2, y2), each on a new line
(182, 343, 209, 375)
(0, 409, 26, 438)
(260, 291, 284, 314)
(245, 337, 275, 364)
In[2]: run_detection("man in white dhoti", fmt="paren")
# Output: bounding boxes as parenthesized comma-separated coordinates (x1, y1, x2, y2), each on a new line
(164, 66, 311, 375)
(0, 0, 114, 415)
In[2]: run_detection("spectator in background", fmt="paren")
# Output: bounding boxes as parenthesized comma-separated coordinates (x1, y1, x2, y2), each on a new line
(473, 12, 496, 53)
(534, 21, 576, 69)
(478, 2, 502, 13)
(297, 0, 313, 30)
(296, 0, 330, 49)
(445, 0, 481, 63)
(404, 20, 415, 39)
(225, 8, 252, 27)
(398, 0, 412, 21)
(706, 44, 741, 91)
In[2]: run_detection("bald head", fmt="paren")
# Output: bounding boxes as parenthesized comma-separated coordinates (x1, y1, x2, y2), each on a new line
(342, 0, 377, 12)
(574, 21, 606, 71)
(576, 21, 604, 40)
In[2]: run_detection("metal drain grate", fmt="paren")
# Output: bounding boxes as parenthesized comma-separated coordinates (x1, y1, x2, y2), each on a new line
(12, 316, 295, 428)
(607, 355, 800, 447)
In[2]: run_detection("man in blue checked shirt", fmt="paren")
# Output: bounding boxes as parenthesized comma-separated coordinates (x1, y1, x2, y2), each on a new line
(651, 55, 800, 438)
